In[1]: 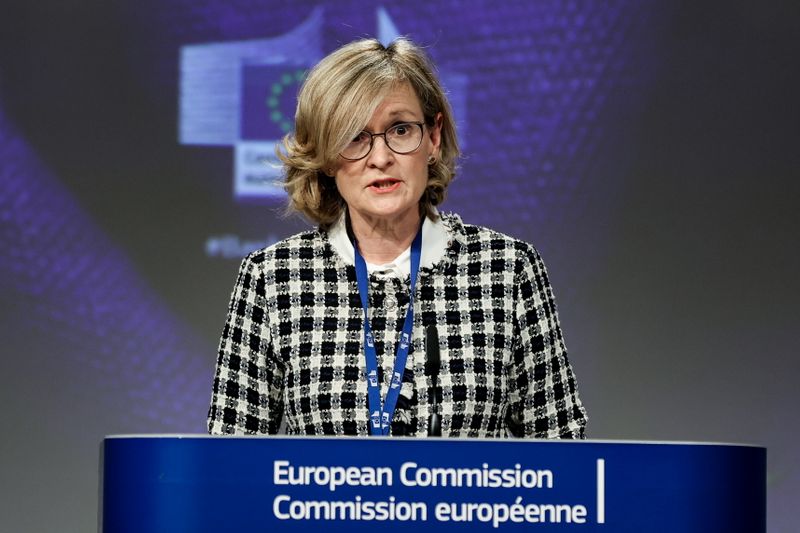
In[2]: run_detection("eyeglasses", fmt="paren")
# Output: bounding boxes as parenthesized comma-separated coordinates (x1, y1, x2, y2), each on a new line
(339, 122, 425, 161)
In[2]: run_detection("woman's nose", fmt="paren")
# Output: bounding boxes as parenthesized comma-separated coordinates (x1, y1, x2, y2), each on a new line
(366, 135, 394, 167)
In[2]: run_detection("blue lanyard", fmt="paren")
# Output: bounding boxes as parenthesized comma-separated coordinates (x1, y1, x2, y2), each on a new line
(353, 226, 423, 436)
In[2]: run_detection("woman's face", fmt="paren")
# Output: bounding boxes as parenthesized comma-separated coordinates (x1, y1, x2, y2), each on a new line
(333, 83, 441, 229)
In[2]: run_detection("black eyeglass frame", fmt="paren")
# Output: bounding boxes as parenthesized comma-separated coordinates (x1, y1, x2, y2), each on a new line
(338, 122, 426, 161)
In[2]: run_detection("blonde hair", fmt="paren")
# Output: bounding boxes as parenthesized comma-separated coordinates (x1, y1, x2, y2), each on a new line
(279, 38, 459, 228)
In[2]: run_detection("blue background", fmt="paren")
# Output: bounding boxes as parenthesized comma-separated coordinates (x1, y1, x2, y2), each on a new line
(0, 1, 797, 531)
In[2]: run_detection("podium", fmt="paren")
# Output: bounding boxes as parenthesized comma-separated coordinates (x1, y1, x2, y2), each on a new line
(101, 435, 765, 532)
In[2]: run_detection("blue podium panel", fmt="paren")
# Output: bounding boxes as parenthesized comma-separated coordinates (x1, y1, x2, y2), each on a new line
(101, 436, 765, 533)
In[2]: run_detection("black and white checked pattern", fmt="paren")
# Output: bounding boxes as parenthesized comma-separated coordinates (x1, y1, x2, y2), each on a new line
(208, 214, 587, 438)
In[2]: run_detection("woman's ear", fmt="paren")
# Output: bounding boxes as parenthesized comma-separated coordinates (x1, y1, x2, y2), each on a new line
(429, 112, 443, 158)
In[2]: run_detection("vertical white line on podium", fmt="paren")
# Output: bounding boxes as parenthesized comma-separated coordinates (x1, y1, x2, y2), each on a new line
(597, 458, 606, 524)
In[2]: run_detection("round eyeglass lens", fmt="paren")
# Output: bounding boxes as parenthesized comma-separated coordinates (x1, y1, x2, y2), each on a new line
(386, 123, 423, 153)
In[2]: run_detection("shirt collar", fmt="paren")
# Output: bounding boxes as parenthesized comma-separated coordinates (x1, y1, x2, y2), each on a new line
(328, 208, 450, 277)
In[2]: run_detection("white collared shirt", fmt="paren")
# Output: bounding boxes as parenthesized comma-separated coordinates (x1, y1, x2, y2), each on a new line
(327, 209, 450, 278)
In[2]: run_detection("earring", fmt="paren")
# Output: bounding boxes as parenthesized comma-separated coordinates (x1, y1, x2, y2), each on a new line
(427, 155, 436, 165)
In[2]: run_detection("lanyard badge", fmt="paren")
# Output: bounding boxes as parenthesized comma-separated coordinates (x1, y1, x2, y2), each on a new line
(353, 226, 423, 436)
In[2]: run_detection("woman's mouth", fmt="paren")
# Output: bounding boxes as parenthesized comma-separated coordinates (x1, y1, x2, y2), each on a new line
(368, 178, 401, 192)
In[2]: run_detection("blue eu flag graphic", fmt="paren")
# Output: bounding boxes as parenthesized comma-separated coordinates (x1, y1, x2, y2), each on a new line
(240, 66, 306, 140)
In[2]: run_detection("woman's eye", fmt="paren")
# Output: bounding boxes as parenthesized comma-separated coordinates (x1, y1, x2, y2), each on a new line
(393, 124, 410, 136)
(352, 132, 370, 143)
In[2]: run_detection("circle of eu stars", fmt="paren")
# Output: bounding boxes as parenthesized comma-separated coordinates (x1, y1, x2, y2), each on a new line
(267, 69, 307, 133)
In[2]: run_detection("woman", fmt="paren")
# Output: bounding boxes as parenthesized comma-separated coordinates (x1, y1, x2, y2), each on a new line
(208, 38, 587, 438)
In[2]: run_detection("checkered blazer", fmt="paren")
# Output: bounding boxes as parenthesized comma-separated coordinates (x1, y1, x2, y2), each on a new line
(208, 213, 587, 438)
